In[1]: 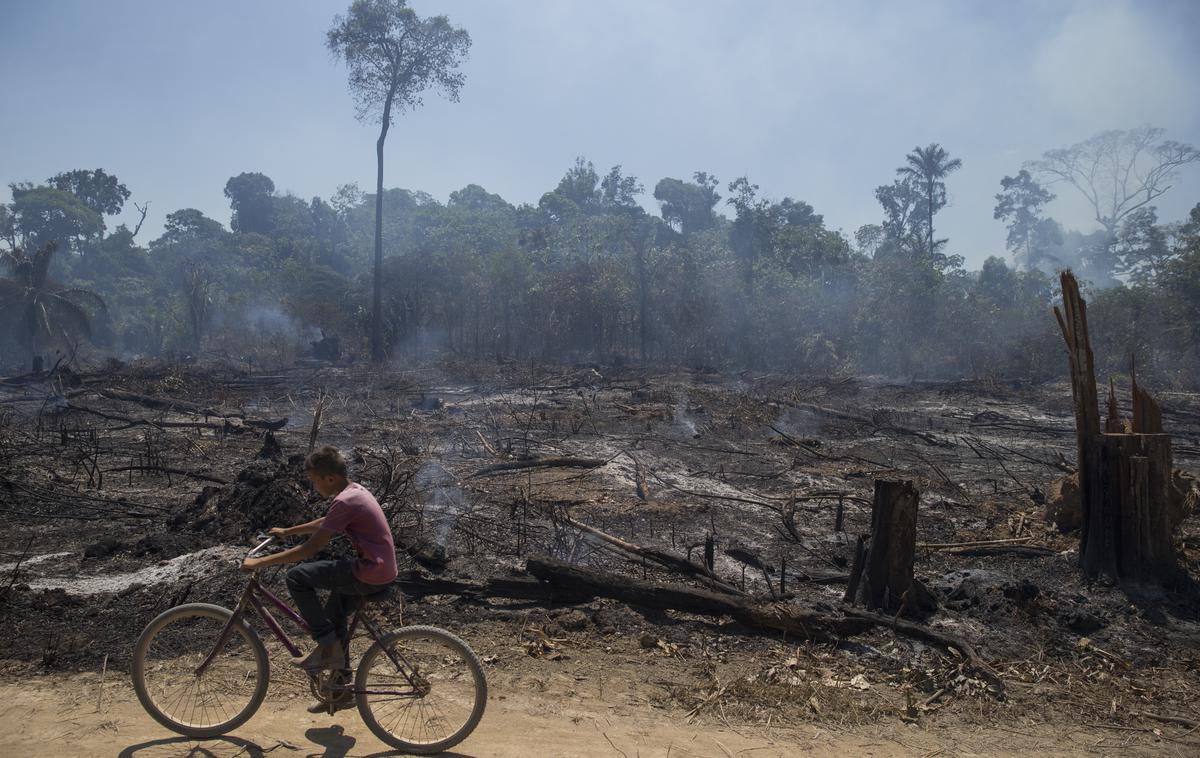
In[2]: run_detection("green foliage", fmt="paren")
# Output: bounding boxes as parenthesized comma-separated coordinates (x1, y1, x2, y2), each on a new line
(7, 184, 104, 253)
(1115, 207, 1171, 284)
(994, 170, 1056, 270)
(896, 143, 962, 259)
(653, 173, 720, 235)
(540, 158, 603, 219)
(223, 172, 276, 235)
(48, 169, 130, 218)
(6, 147, 1195, 390)
(326, 0, 471, 123)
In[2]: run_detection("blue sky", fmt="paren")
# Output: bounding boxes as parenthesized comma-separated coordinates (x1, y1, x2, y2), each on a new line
(2, 0, 1198, 266)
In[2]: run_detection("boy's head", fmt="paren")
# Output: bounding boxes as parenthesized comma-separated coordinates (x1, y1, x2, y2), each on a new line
(305, 445, 348, 497)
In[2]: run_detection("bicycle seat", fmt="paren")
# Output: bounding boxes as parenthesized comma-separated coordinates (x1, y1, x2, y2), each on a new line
(360, 584, 394, 604)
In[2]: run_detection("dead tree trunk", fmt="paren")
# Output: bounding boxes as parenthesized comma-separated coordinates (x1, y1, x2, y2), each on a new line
(1098, 433, 1179, 582)
(1056, 272, 1182, 584)
(1054, 271, 1107, 577)
(849, 480, 934, 617)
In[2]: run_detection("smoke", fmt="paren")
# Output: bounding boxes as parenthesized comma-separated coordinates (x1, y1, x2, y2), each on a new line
(242, 303, 317, 341)
(672, 399, 699, 437)
(390, 326, 452, 366)
(414, 460, 469, 547)
(772, 407, 818, 440)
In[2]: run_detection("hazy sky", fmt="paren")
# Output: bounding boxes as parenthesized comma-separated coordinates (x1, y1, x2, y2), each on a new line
(2, 0, 1199, 267)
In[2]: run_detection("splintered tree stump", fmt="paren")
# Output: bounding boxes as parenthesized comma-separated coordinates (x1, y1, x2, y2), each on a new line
(850, 480, 935, 617)
(1057, 271, 1183, 585)
(1097, 433, 1181, 583)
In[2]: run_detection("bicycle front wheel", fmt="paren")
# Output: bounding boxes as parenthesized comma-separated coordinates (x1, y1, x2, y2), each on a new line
(132, 603, 269, 738)
(356, 625, 487, 754)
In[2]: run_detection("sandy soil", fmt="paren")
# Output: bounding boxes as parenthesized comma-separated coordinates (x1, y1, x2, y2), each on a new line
(1, 671, 1187, 758)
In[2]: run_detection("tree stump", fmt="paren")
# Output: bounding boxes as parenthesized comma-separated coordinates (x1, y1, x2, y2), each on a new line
(850, 480, 936, 617)
(1097, 433, 1182, 584)
(1056, 271, 1183, 585)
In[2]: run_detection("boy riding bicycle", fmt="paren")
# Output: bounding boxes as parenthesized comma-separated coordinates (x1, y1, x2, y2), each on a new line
(240, 445, 397, 685)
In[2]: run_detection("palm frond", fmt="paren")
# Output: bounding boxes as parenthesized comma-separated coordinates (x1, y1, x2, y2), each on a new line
(1, 247, 32, 284)
(0, 278, 27, 303)
(33, 292, 93, 341)
(56, 288, 109, 314)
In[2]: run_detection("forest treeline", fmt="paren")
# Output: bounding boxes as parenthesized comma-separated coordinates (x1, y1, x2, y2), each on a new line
(2, 131, 1199, 385)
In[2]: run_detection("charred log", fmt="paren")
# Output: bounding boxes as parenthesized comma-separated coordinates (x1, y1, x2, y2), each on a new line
(526, 557, 870, 642)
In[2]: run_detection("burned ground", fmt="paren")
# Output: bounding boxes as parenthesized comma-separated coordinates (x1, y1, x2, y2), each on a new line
(1, 360, 1199, 746)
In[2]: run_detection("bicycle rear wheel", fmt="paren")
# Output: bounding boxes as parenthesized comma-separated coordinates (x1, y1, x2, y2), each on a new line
(132, 603, 269, 738)
(355, 625, 487, 754)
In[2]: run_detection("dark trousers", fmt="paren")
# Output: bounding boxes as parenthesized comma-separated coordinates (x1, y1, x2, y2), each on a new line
(286, 559, 383, 664)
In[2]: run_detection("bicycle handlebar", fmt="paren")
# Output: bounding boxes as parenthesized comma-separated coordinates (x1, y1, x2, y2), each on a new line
(246, 534, 276, 560)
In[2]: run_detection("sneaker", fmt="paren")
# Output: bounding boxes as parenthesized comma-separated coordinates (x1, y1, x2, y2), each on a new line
(306, 693, 356, 714)
(290, 640, 345, 671)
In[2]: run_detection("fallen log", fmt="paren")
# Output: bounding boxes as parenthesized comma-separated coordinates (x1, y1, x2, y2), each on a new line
(919, 537, 1032, 550)
(102, 465, 227, 485)
(542, 507, 745, 595)
(467, 456, 605, 479)
(67, 404, 280, 434)
(778, 402, 951, 447)
(392, 570, 590, 603)
(77, 388, 288, 430)
(946, 546, 1056, 559)
(92, 388, 233, 417)
(395, 535, 451, 573)
(526, 557, 870, 642)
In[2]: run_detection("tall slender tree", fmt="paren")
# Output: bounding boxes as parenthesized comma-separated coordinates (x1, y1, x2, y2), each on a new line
(994, 169, 1056, 270)
(327, 0, 471, 362)
(896, 143, 962, 259)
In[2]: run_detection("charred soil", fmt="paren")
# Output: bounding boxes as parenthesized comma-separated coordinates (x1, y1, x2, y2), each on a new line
(1, 359, 1199, 753)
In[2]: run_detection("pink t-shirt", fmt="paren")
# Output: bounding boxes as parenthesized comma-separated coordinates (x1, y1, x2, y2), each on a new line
(320, 482, 398, 585)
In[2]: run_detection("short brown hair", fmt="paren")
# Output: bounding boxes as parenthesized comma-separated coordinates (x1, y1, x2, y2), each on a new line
(305, 445, 348, 477)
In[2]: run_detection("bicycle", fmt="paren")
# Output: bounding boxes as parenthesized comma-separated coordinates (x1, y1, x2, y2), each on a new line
(131, 534, 487, 754)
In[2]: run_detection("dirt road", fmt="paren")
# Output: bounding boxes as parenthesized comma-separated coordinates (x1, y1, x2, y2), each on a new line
(0, 671, 1187, 757)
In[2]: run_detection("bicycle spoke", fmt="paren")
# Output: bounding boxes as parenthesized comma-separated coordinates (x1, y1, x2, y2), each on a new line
(358, 628, 484, 750)
(136, 606, 265, 733)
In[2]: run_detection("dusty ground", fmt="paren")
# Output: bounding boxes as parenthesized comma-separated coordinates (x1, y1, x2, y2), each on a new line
(2, 359, 1199, 755)
(1, 666, 1192, 758)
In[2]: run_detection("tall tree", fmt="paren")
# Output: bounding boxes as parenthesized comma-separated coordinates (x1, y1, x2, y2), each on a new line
(1026, 128, 1200, 237)
(48, 169, 130, 219)
(223, 172, 276, 235)
(600, 165, 644, 211)
(653, 172, 720, 235)
(327, 0, 471, 362)
(1115, 207, 1171, 284)
(874, 177, 924, 250)
(895, 143, 962, 259)
(539, 157, 602, 219)
(726, 177, 766, 288)
(994, 170, 1056, 270)
(7, 183, 104, 254)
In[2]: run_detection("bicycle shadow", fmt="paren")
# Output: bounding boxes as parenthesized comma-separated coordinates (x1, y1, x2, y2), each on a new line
(117, 735, 266, 757)
(116, 728, 476, 758)
(307, 724, 477, 757)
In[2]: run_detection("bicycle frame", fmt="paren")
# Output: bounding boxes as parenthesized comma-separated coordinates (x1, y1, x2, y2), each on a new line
(195, 572, 424, 698)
